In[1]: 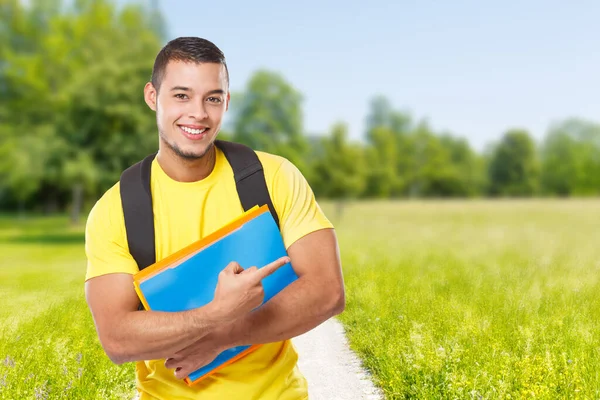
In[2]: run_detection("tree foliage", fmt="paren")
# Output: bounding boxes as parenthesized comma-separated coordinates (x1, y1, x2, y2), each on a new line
(1, 1, 598, 214)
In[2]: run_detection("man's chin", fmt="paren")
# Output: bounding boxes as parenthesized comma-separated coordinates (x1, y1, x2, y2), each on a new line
(158, 132, 215, 161)
(172, 142, 214, 161)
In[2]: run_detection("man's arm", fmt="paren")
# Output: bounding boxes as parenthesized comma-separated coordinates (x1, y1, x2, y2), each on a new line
(85, 274, 222, 364)
(219, 228, 345, 346)
(85, 257, 290, 364)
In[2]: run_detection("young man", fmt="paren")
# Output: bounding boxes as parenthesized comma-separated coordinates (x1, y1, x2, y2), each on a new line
(84, 37, 345, 399)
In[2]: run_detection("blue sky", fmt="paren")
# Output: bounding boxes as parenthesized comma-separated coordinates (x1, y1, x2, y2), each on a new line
(150, 0, 598, 151)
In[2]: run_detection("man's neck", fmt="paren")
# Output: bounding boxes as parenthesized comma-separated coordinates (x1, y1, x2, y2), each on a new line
(156, 145, 216, 183)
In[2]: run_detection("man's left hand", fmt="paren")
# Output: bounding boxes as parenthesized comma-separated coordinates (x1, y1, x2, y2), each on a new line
(164, 333, 225, 380)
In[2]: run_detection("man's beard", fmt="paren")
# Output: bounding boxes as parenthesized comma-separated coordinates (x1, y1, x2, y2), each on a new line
(159, 127, 214, 161)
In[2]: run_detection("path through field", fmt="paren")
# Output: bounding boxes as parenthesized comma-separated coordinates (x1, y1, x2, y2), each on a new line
(293, 318, 384, 400)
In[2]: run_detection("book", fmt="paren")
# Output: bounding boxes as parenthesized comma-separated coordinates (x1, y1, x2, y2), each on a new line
(132, 204, 298, 385)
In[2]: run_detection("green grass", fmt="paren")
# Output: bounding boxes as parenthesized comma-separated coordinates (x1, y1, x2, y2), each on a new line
(331, 199, 600, 399)
(0, 216, 135, 399)
(1, 200, 600, 399)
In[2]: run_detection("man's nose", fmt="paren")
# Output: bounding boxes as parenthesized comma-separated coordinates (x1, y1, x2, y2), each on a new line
(188, 99, 208, 120)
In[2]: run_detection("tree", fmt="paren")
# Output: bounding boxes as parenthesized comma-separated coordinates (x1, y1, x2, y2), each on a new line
(365, 95, 412, 135)
(540, 118, 600, 196)
(364, 126, 402, 197)
(439, 134, 486, 197)
(231, 70, 311, 177)
(487, 129, 539, 196)
(364, 95, 412, 197)
(364, 95, 483, 198)
(0, 0, 164, 218)
(366, 95, 394, 133)
(312, 123, 366, 219)
(540, 128, 580, 196)
(0, 125, 52, 214)
(402, 124, 458, 197)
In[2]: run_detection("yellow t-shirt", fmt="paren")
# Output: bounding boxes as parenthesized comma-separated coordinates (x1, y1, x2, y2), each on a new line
(84, 146, 333, 400)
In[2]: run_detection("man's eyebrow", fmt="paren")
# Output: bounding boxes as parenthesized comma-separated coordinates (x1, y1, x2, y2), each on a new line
(169, 87, 225, 95)
(206, 89, 226, 95)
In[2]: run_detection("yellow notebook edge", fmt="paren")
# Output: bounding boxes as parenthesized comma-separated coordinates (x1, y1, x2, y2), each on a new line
(131, 204, 268, 291)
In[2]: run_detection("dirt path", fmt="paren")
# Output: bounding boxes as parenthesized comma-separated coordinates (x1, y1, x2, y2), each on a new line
(292, 318, 384, 400)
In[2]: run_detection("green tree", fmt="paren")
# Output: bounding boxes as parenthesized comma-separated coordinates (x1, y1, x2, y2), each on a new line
(439, 134, 486, 197)
(365, 95, 412, 135)
(540, 118, 600, 196)
(402, 123, 459, 197)
(312, 123, 366, 218)
(364, 126, 402, 197)
(231, 70, 310, 177)
(364, 95, 412, 197)
(0, 125, 52, 214)
(540, 128, 580, 196)
(365, 95, 484, 198)
(0, 0, 164, 219)
(488, 129, 539, 196)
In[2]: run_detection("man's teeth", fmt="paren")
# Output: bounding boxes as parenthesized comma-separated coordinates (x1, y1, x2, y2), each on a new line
(181, 126, 207, 135)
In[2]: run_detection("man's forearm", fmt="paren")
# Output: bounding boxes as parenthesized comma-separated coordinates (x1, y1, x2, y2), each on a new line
(106, 303, 223, 364)
(218, 277, 345, 348)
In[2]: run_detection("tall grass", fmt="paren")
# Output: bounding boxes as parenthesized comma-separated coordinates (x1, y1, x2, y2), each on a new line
(331, 199, 600, 399)
(0, 217, 135, 399)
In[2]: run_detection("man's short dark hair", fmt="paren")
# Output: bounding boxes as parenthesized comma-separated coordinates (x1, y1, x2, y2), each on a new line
(151, 37, 229, 92)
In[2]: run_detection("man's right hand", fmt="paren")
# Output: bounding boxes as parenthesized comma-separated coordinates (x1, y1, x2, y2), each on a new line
(211, 256, 291, 321)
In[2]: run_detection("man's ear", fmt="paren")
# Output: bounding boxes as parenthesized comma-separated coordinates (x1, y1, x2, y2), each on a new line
(144, 82, 157, 111)
(225, 92, 231, 111)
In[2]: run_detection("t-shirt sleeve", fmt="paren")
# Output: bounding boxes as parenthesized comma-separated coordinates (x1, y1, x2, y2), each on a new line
(271, 158, 334, 250)
(84, 185, 140, 281)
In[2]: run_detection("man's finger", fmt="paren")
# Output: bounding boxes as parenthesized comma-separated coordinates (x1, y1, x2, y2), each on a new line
(255, 256, 290, 280)
(165, 357, 177, 369)
(223, 261, 244, 275)
(241, 266, 258, 274)
(174, 366, 186, 379)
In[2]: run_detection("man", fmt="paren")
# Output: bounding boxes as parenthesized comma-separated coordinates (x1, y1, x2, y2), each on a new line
(84, 36, 345, 400)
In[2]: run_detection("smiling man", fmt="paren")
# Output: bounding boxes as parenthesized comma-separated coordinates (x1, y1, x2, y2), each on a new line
(84, 37, 345, 399)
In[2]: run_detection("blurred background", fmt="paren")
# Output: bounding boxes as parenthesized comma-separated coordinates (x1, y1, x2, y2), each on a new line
(1, 0, 598, 221)
(1, 1, 599, 399)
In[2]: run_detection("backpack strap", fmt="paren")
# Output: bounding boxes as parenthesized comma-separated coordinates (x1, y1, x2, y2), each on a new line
(120, 153, 157, 270)
(215, 140, 280, 229)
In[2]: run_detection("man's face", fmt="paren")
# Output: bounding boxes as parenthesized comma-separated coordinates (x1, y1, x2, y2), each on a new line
(144, 60, 230, 160)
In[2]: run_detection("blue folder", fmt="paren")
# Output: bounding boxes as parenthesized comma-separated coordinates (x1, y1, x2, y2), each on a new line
(133, 205, 298, 385)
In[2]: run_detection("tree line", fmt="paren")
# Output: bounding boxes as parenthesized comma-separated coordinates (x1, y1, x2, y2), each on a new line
(1, 0, 599, 221)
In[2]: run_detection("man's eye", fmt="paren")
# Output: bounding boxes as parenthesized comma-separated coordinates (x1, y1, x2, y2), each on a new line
(175, 93, 188, 99)
(207, 97, 222, 103)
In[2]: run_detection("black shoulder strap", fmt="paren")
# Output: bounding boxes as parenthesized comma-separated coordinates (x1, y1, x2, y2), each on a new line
(120, 153, 157, 270)
(120, 141, 279, 275)
(215, 140, 280, 229)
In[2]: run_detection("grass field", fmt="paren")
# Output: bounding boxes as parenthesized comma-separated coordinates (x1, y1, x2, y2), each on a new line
(1, 200, 599, 399)
(0, 215, 135, 399)
(335, 200, 600, 399)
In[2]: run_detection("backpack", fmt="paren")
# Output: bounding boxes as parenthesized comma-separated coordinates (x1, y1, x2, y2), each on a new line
(119, 139, 280, 275)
